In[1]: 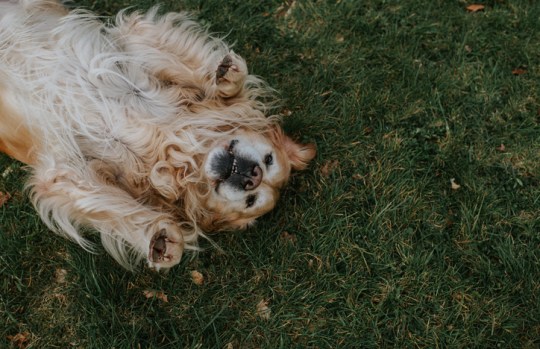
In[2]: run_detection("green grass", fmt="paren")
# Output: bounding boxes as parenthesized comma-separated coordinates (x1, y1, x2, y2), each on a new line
(1, 0, 539, 348)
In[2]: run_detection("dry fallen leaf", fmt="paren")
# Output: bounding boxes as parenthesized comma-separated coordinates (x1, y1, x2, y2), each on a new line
(512, 68, 527, 75)
(0, 191, 11, 207)
(496, 143, 506, 152)
(466, 4, 485, 12)
(275, 0, 296, 19)
(307, 254, 323, 269)
(280, 231, 297, 244)
(281, 108, 293, 117)
(256, 299, 271, 320)
(352, 173, 364, 180)
(55, 268, 68, 283)
(363, 126, 374, 135)
(382, 132, 395, 139)
(191, 270, 204, 285)
(450, 178, 461, 190)
(320, 160, 339, 177)
(2, 165, 14, 178)
(7, 332, 30, 349)
(319, 90, 332, 97)
(143, 290, 168, 302)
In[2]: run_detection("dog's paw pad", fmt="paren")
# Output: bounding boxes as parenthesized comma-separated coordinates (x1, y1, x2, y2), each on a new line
(215, 53, 246, 97)
(149, 226, 183, 269)
(216, 55, 235, 79)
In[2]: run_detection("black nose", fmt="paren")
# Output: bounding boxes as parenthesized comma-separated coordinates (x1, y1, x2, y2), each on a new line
(243, 165, 262, 190)
(231, 160, 263, 191)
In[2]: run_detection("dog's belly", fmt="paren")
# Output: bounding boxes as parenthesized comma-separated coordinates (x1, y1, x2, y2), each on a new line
(0, 89, 38, 165)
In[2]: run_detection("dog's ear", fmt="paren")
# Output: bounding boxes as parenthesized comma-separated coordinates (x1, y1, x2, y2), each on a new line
(269, 126, 316, 170)
(282, 135, 316, 170)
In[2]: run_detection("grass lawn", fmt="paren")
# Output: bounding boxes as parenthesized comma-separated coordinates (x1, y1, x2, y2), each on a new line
(1, 0, 539, 348)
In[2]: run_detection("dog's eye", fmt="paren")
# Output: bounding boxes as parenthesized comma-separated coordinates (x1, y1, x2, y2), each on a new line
(246, 194, 257, 208)
(264, 153, 273, 166)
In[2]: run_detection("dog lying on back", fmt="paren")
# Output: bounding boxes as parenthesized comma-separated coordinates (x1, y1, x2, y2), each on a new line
(0, 0, 315, 269)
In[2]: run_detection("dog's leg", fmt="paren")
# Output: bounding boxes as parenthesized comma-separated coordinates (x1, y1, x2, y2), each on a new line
(113, 11, 249, 99)
(215, 52, 247, 98)
(28, 161, 193, 270)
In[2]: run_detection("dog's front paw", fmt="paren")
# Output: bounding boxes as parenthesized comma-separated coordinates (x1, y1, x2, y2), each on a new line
(148, 222, 184, 270)
(215, 53, 247, 98)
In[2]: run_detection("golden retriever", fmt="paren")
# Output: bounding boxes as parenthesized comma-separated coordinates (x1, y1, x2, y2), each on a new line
(0, 0, 315, 269)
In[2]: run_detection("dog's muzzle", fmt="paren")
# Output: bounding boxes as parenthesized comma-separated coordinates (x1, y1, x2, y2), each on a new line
(210, 140, 263, 191)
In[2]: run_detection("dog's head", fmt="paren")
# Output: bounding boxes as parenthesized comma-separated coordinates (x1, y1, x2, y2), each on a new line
(202, 127, 315, 230)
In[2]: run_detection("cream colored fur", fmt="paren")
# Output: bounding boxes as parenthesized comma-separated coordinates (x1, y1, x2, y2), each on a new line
(0, 0, 315, 270)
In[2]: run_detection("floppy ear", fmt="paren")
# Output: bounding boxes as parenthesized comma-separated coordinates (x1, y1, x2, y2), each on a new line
(282, 134, 317, 171)
(269, 126, 316, 170)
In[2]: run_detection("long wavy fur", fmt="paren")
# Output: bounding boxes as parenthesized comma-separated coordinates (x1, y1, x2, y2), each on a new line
(0, 1, 288, 269)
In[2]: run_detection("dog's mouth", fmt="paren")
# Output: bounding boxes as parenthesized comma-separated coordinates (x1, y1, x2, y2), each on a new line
(211, 140, 237, 182)
(209, 139, 263, 191)
(223, 139, 239, 180)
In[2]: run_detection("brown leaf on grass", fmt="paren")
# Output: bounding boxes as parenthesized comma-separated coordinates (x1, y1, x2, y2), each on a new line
(307, 255, 323, 271)
(466, 4, 485, 12)
(280, 231, 297, 244)
(320, 160, 339, 177)
(7, 332, 30, 349)
(512, 68, 527, 75)
(0, 191, 11, 207)
(281, 108, 293, 117)
(352, 173, 363, 180)
(191, 270, 204, 286)
(256, 299, 271, 320)
(2, 164, 14, 178)
(142, 290, 168, 302)
(55, 268, 68, 284)
(352, 173, 367, 186)
(496, 143, 506, 152)
(319, 90, 332, 97)
(450, 178, 461, 190)
(275, 0, 296, 19)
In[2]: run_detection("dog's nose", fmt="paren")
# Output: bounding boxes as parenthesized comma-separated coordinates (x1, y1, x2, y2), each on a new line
(244, 165, 262, 190)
